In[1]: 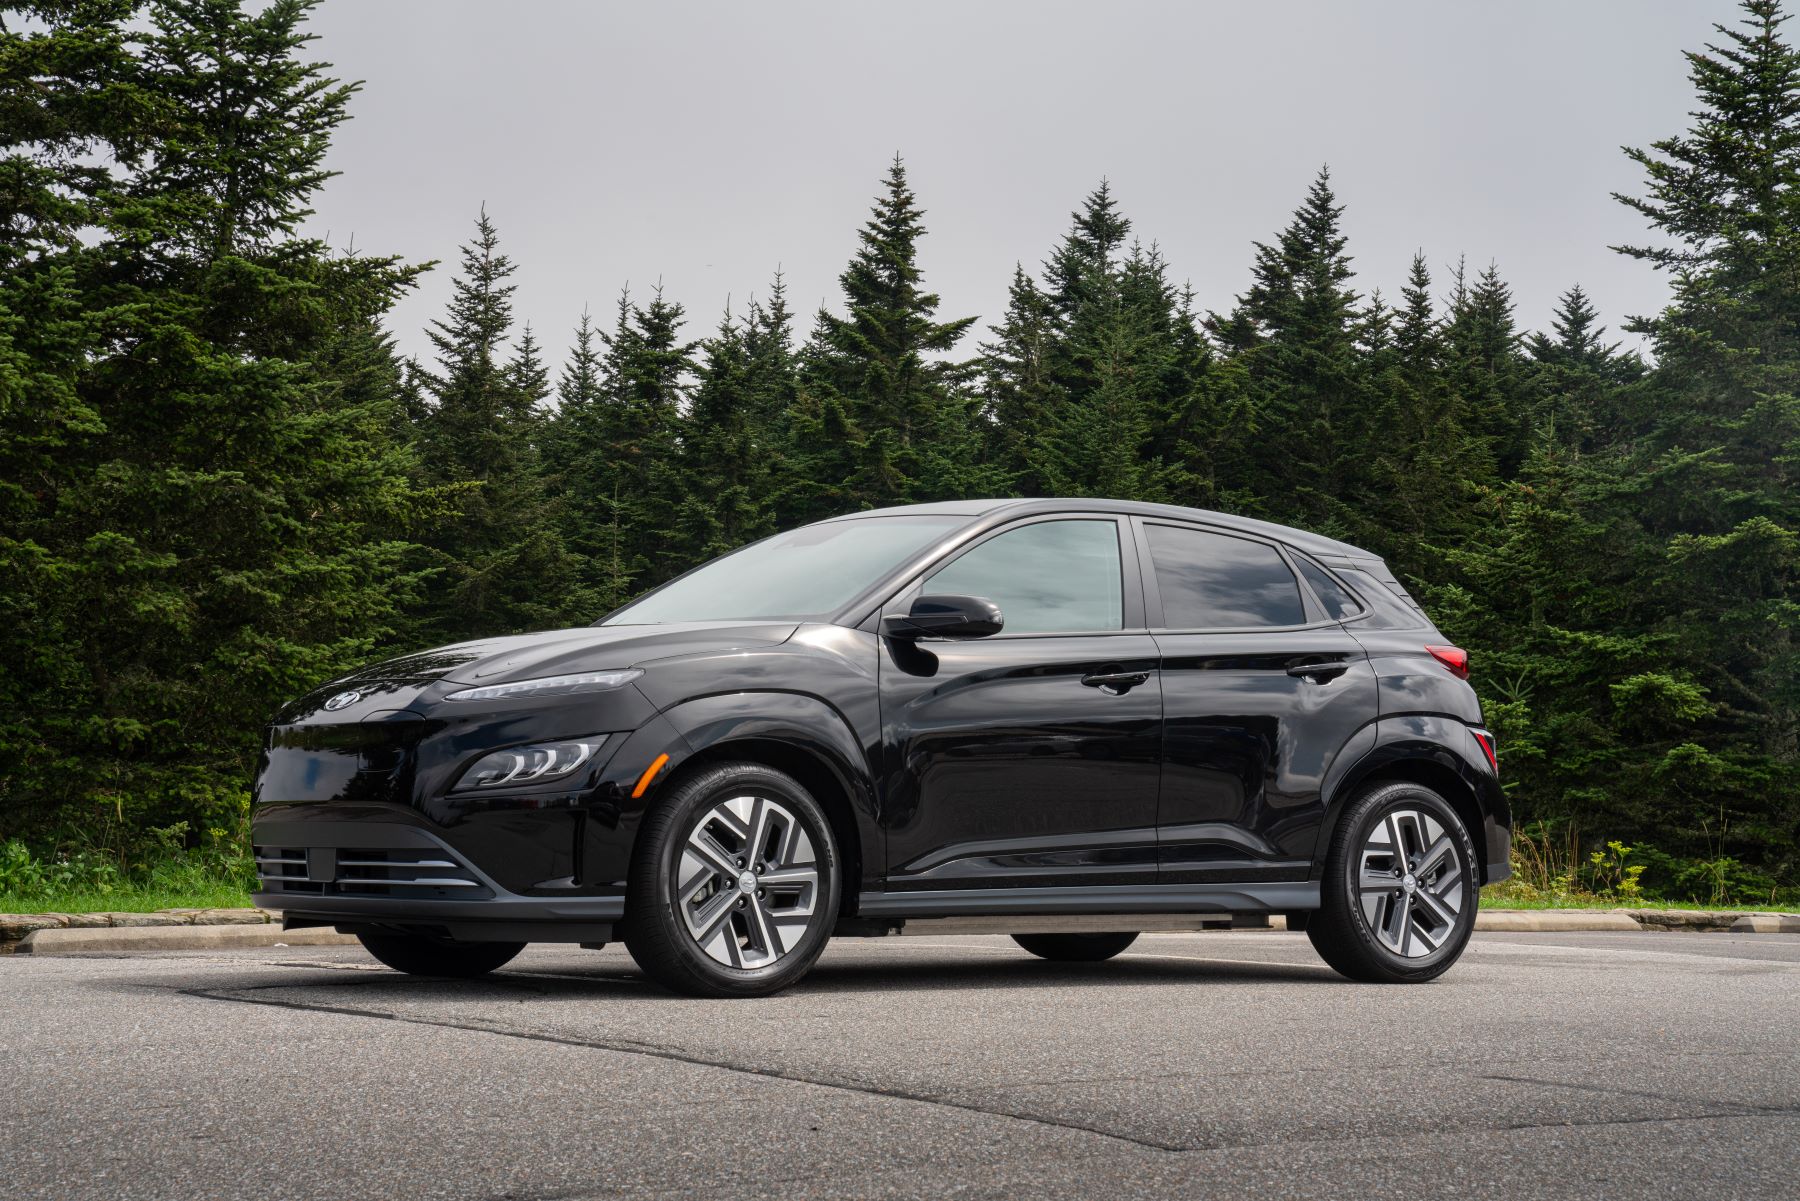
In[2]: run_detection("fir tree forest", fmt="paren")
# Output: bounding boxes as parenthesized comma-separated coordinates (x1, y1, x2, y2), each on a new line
(2, 0, 1797, 906)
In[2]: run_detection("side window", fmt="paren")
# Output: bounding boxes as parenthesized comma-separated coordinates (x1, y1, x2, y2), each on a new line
(1295, 557, 1364, 621)
(1146, 525, 1306, 629)
(926, 520, 1122, 634)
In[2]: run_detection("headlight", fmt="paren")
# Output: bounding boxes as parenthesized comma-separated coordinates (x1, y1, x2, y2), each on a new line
(443, 670, 642, 703)
(453, 737, 608, 791)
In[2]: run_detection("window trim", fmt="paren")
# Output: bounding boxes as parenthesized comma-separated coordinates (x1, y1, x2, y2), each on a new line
(1290, 552, 1369, 623)
(1131, 517, 1339, 635)
(872, 513, 1147, 639)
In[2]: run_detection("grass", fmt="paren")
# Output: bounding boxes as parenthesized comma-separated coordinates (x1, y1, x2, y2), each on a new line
(0, 882, 255, 915)
(1478, 886, 1800, 914)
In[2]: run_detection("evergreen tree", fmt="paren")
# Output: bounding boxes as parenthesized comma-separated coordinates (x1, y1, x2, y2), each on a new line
(413, 209, 577, 640)
(0, 0, 430, 850)
(979, 265, 1063, 494)
(1443, 259, 1532, 477)
(793, 156, 995, 517)
(1213, 166, 1371, 532)
(1603, 0, 1800, 875)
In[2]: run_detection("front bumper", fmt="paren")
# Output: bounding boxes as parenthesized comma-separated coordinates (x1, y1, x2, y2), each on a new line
(252, 810, 625, 942)
(252, 710, 693, 940)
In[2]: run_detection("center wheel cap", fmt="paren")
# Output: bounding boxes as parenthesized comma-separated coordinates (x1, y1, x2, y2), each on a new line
(1402, 874, 1417, 891)
(737, 870, 758, 893)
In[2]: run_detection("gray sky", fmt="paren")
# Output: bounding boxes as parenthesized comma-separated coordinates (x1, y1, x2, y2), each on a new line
(301, 0, 1736, 374)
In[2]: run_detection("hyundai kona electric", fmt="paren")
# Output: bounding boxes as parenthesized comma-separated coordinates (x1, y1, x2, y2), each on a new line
(252, 499, 1509, 996)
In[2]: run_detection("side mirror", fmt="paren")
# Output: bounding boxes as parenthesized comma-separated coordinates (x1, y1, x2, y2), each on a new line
(880, 594, 1004, 641)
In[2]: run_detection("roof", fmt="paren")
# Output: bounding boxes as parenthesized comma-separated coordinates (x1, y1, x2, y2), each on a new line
(818, 498, 1375, 562)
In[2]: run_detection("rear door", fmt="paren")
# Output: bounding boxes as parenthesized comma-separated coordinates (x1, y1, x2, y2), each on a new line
(1135, 519, 1379, 883)
(878, 515, 1164, 893)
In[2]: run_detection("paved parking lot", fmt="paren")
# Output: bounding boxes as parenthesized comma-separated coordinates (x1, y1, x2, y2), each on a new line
(4, 928, 1797, 1200)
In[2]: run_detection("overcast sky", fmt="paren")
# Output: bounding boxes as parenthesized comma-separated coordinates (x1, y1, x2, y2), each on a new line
(301, 0, 1737, 374)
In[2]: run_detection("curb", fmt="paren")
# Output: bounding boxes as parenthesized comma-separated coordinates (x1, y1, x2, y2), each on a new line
(1, 907, 282, 954)
(18, 924, 358, 955)
(1476, 910, 1642, 932)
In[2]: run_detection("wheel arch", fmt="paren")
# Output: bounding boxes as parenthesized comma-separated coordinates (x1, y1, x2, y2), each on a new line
(652, 693, 881, 904)
(1315, 719, 1505, 885)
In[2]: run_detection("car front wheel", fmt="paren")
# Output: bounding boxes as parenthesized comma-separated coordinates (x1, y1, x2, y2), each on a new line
(623, 761, 840, 998)
(1307, 781, 1479, 983)
(357, 932, 524, 978)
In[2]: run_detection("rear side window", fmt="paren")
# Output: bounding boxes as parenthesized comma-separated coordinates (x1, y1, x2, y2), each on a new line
(1146, 525, 1306, 629)
(1295, 557, 1364, 621)
(927, 519, 1123, 634)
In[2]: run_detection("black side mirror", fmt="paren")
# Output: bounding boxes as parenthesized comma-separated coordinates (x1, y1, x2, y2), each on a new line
(880, 594, 1004, 641)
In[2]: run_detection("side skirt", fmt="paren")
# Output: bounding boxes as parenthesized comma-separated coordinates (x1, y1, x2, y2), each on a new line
(854, 881, 1319, 921)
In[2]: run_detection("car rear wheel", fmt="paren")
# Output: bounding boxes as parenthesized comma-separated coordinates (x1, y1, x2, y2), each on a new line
(1012, 931, 1139, 962)
(623, 761, 840, 998)
(1307, 780, 1479, 983)
(357, 933, 524, 978)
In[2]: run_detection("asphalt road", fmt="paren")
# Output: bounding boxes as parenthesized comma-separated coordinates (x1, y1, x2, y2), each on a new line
(4, 929, 1798, 1200)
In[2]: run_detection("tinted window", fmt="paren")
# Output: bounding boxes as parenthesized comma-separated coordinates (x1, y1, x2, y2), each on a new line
(927, 520, 1122, 634)
(604, 515, 963, 624)
(1146, 525, 1305, 628)
(1295, 557, 1364, 620)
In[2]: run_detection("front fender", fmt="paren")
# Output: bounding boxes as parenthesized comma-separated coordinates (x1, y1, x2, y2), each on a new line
(650, 692, 883, 895)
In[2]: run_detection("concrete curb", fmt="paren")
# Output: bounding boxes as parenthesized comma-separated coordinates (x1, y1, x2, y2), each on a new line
(18, 924, 358, 955)
(1476, 910, 1643, 932)
(0, 907, 283, 954)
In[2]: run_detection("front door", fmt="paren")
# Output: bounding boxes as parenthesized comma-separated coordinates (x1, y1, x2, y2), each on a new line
(878, 516, 1163, 892)
(1134, 519, 1380, 883)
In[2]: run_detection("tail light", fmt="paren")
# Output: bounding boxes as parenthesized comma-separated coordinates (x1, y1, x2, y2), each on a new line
(1470, 728, 1498, 772)
(1425, 644, 1469, 680)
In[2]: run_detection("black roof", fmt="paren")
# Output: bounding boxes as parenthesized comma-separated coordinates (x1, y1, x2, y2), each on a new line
(819, 498, 1375, 563)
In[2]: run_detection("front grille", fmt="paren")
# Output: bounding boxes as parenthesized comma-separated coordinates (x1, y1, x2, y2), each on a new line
(254, 845, 492, 899)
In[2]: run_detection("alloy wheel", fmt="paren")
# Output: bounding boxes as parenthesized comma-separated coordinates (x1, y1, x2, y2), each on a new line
(677, 794, 820, 969)
(1356, 807, 1467, 958)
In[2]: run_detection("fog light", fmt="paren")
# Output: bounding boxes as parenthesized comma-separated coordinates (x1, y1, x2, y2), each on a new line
(453, 737, 607, 791)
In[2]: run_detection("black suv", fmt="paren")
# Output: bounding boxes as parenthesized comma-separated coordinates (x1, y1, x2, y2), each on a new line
(253, 499, 1508, 996)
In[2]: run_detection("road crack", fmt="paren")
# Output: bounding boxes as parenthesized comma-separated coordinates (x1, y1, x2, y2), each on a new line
(181, 984, 1189, 1152)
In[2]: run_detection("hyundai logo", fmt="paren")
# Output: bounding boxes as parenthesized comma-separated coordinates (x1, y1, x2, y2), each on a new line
(322, 689, 362, 712)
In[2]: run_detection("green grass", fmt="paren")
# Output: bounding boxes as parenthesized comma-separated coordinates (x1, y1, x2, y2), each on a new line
(1479, 886, 1800, 914)
(0, 882, 255, 915)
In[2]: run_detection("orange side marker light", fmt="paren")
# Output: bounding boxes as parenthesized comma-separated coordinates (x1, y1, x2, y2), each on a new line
(631, 753, 671, 799)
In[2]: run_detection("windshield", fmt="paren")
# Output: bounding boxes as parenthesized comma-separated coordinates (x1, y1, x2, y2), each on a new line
(601, 515, 967, 624)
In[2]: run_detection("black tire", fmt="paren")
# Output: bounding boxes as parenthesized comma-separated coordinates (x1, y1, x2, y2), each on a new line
(357, 932, 524, 978)
(1307, 780, 1479, 983)
(1011, 931, 1139, 961)
(623, 761, 840, 998)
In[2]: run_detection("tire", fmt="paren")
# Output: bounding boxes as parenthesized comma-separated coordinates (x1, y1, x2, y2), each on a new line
(1011, 932, 1140, 962)
(623, 761, 840, 998)
(357, 932, 524, 978)
(1307, 780, 1479, 983)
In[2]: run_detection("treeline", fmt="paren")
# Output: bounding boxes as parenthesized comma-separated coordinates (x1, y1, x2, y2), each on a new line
(1, 0, 1795, 901)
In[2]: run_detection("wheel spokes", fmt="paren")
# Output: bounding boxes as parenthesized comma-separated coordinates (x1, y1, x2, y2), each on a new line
(1356, 806, 1467, 960)
(677, 793, 822, 970)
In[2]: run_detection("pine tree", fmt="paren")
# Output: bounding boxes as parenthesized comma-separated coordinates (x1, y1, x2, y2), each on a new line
(1602, 0, 1800, 872)
(795, 156, 995, 516)
(413, 209, 578, 640)
(1442, 259, 1532, 477)
(1214, 166, 1371, 532)
(1360, 253, 1475, 566)
(0, 0, 431, 850)
(980, 264, 1064, 494)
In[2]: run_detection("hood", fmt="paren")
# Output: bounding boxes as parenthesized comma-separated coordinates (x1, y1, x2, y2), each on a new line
(277, 622, 798, 723)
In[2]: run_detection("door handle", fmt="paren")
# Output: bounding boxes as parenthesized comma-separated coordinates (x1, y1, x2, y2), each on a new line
(1081, 670, 1152, 695)
(1286, 659, 1350, 683)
